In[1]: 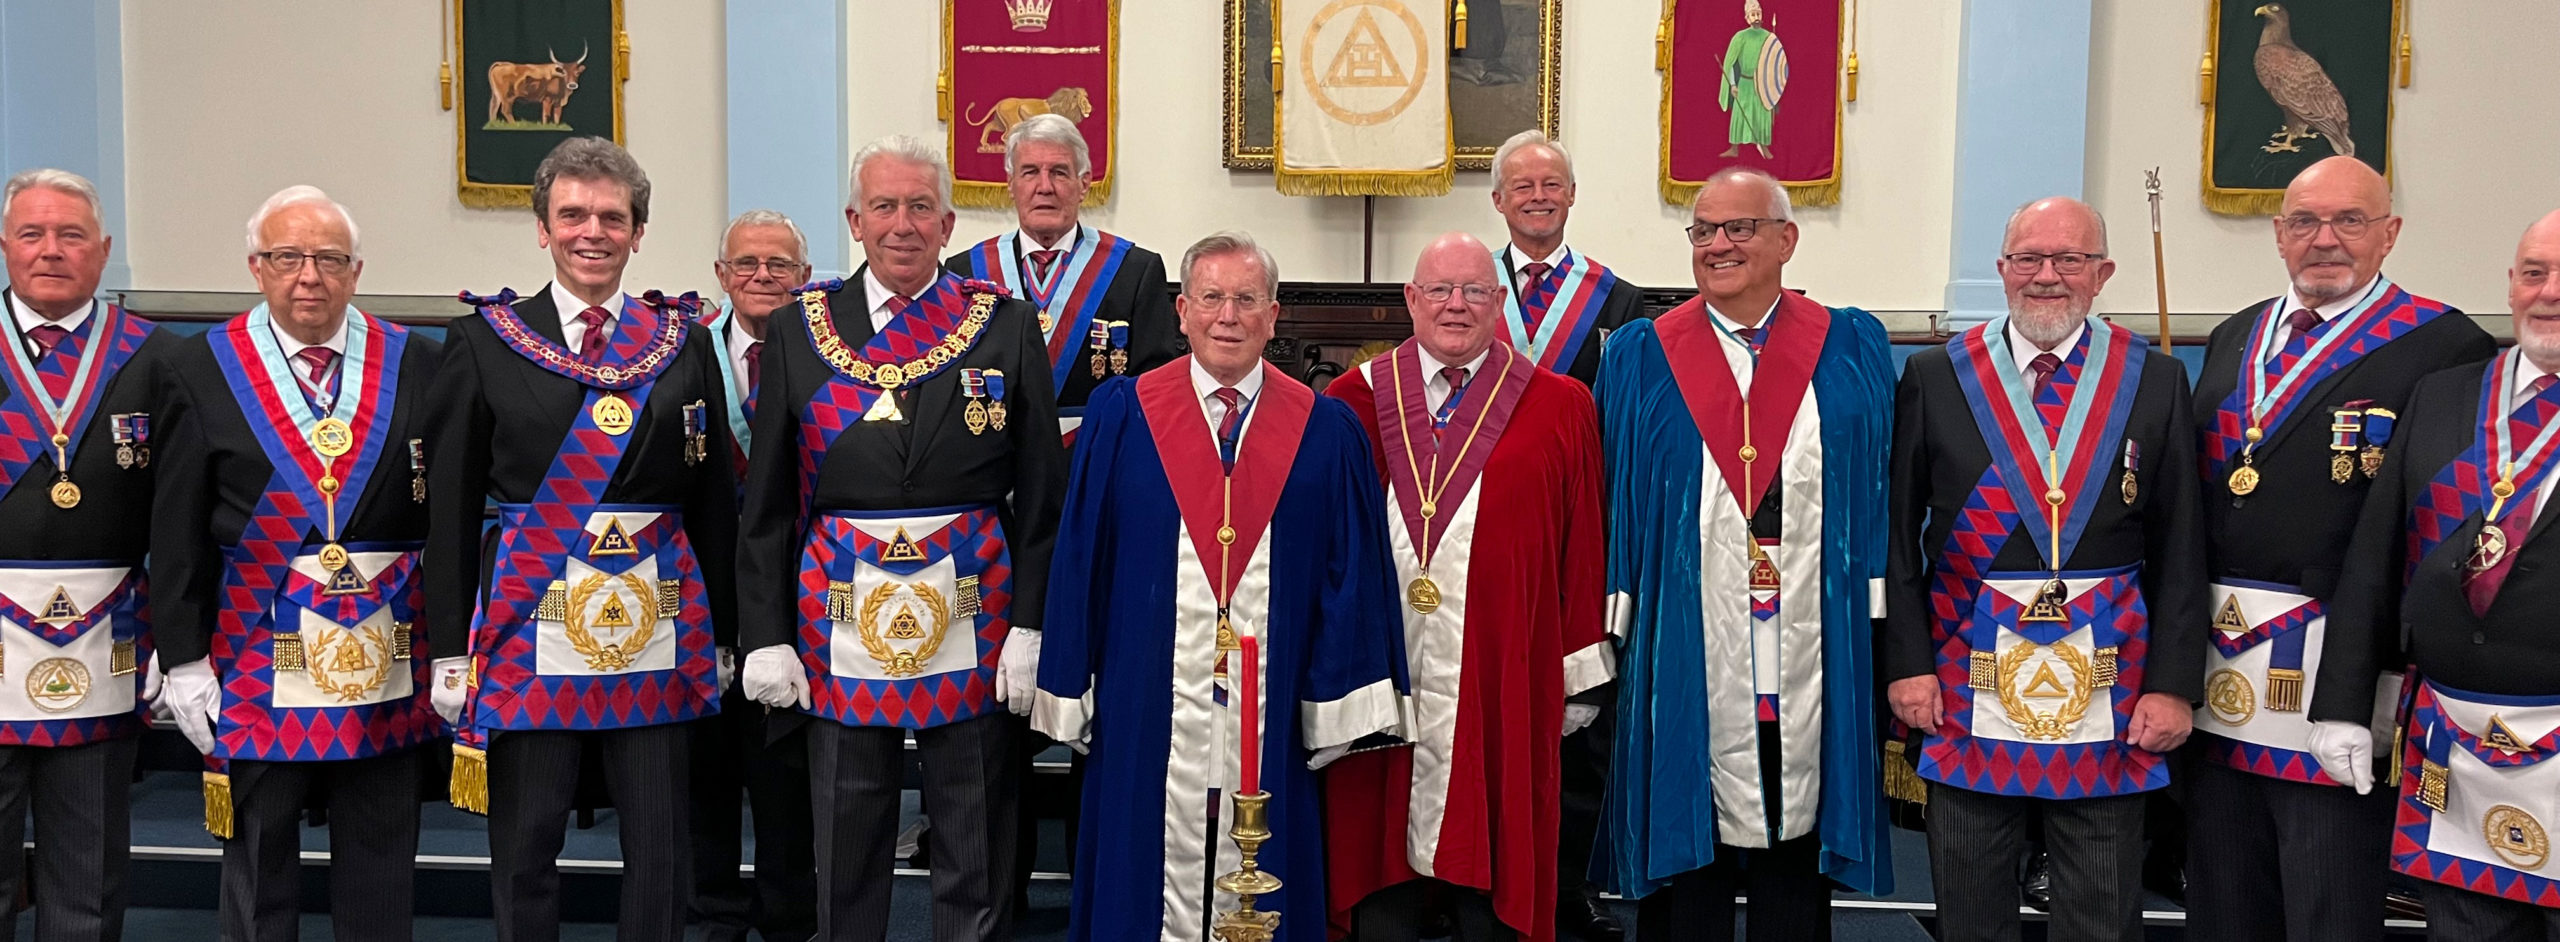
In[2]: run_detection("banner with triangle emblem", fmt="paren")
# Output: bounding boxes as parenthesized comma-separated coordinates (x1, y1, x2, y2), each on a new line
(1274, 0, 1452, 196)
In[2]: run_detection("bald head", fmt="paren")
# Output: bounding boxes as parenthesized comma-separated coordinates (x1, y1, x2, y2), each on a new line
(1406, 232, 1505, 367)
(2282, 156, 2390, 217)
(2275, 156, 2401, 307)
(2509, 209, 2560, 371)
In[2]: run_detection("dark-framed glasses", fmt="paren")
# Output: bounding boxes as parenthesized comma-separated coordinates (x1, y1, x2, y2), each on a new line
(255, 250, 356, 275)
(2002, 252, 2106, 275)
(1686, 217, 1781, 246)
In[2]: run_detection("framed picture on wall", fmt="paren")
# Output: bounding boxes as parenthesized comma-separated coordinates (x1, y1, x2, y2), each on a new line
(454, 0, 627, 208)
(1223, 0, 1561, 172)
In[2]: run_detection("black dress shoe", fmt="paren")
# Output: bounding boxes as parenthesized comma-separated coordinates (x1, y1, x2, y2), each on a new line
(2021, 850, 2054, 912)
(1558, 893, 1624, 942)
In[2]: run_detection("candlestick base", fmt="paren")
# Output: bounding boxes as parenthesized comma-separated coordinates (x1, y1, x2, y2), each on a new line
(1212, 790, 1284, 942)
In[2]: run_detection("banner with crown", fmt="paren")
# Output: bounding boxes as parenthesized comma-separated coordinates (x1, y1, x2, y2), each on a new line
(1659, 0, 1850, 207)
(941, 0, 1119, 209)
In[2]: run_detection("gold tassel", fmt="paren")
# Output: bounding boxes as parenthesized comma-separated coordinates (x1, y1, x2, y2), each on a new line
(1845, 52, 1860, 102)
(2397, 31, 2412, 87)
(203, 772, 234, 839)
(2418, 759, 2448, 812)
(1882, 741, 1929, 805)
(1453, 0, 1468, 51)
(2265, 668, 2304, 712)
(2199, 52, 2215, 106)
(938, 1, 955, 122)
(451, 744, 490, 815)
(439, 61, 453, 111)
(1655, 14, 1672, 72)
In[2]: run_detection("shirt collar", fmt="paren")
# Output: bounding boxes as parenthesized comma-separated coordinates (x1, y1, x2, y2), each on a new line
(269, 309, 352, 357)
(1423, 344, 1493, 380)
(1704, 296, 1782, 334)
(1020, 224, 1081, 255)
(726, 309, 761, 353)
(2005, 317, 2089, 361)
(1507, 242, 1569, 273)
(2285, 275, 2379, 324)
(2514, 350, 2560, 405)
(7, 290, 94, 337)
(861, 267, 925, 322)
(548, 281, 628, 327)
(1190, 357, 1266, 403)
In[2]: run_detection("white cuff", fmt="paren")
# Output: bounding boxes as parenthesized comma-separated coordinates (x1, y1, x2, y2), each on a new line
(1030, 685, 1093, 745)
(1563, 641, 1617, 697)
(1605, 590, 1635, 641)
(1301, 678, 1399, 750)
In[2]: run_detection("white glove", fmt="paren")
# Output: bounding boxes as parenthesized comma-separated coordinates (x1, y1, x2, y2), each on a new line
(742, 645, 809, 710)
(1307, 744, 1350, 770)
(1562, 703, 1600, 737)
(163, 658, 221, 754)
(2307, 719, 2376, 795)
(996, 627, 1042, 716)
(717, 646, 737, 697)
(139, 651, 163, 703)
(430, 657, 472, 727)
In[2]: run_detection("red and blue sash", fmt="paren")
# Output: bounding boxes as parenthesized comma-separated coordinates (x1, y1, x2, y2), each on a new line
(1654, 292, 1829, 522)
(795, 506, 1012, 728)
(1500, 248, 1617, 374)
(0, 565, 148, 747)
(2406, 352, 2560, 581)
(2392, 682, 2560, 907)
(204, 310, 437, 760)
(1367, 341, 1532, 566)
(964, 229, 1133, 395)
(793, 273, 1001, 504)
(2204, 280, 2450, 477)
(0, 304, 151, 497)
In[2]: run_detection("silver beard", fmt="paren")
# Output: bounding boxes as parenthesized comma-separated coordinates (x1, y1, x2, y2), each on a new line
(2008, 294, 2092, 351)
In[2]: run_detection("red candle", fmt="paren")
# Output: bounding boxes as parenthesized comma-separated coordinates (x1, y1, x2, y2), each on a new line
(1238, 635, 1261, 794)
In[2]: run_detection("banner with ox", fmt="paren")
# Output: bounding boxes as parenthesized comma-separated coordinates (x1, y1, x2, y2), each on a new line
(2200, 0, 2403, 216)
(1273, 0, 1454, 197)
(454, 0, 627, 209)
(942, 0, 1118, 209)
(1658, 0, 1847, 207)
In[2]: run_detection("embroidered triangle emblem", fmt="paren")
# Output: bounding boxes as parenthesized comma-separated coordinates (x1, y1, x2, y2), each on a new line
(888, 606, 927, 640)
(2484, 714, 2534, 755)
(591, 517, 639, 557)
(882, 527, 926, 563)
(2021, 579, 2072, 624)
(594, 593, 634, 630)
(322, 563, 369, 597)
(2023, 662, 2073, 698)
(1747, 543, 1781, 590)
(35, 586, 80, 626)
(2213, 595, 2250, 635)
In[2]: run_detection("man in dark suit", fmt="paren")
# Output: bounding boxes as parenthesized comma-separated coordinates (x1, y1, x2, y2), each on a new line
(423, 136, 739, 941)
(2183, 155, 2496, 942)
(2323, 208, 2560, 939)
(738, 134, 1066, 942)
(1885, 197, 2208, 942)
(0, 168, 171, 942)
(154, 185, 445, 941)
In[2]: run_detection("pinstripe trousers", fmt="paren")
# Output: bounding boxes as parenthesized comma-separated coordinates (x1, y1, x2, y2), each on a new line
(806, 711, 1020, 942)
(488, 724, 692, 942)
(0, 737, 135, 942)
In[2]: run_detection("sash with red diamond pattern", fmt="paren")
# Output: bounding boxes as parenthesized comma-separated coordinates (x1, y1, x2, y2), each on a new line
(0, 564, 148, 746)
(2203, 280, 2451, 478)
(1500, 247, 1618, 374)
(795, 507, 1011, 729)
(2406, 352, 2560, 583)
(2392, 681, 2560, 908)
(455, 290, 716, 742)
(203, 311, 437, 761)
(793, 274, 998, 445)
(0, 303, 151, 500)
(962, 229, 1132, 395)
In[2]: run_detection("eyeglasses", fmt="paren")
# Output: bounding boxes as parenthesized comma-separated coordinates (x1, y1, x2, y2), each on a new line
(2001, 252, 2107, 275)
(255, 250, 356, 275)
(1186, 291, 1267, 311)
(2277, 212, 2383, 241)
(720, 257, 806, 276)
(1686, 218, 1782, 246)
(1415, 282, 1496, 304)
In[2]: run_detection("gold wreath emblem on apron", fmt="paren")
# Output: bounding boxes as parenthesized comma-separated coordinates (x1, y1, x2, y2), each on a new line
(857, 581, 951, 678)
(304, 624, 398, 702)
(1996, 642, 2096, 741)
(566, 572, 660, 672)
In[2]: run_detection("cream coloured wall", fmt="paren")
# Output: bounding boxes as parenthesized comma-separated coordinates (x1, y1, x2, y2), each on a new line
(2086, 0, 2560, 319)
(862, 0, 1964, 309)
(120, 0, 727, 298)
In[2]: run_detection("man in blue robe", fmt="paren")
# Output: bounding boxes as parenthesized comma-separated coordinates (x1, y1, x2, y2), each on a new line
(1032, 231, 1407, 942)
(1594, 166, 1895, 942)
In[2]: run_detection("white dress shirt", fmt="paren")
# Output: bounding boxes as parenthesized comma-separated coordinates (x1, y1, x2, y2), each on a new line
(1506, 243, 1570, 294)
(2263, 276, 2380, 367)
(1421, 346, 1492, 416)
(1021, 224, 1080, 256)
(864, 268, 938, 334)
(1704, 296, 1783, 389)
(1190, 357, 1267, 448)
(8, 291, 94, 358)
(549, 281, 628, 352)
(726, 312, 762, 401)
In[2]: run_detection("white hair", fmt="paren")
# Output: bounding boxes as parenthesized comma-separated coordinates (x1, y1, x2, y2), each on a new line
(244, 185, 362, 256)
(718, 209, 809, 262)
(1490, 130, 1574, 192)
(2, 168, 104, 229)
(1180, 230, 1279, 298)
(846, 135, 953, 214)
(1004, 113, 1092, 180)
(1698, 165, 1792, 222)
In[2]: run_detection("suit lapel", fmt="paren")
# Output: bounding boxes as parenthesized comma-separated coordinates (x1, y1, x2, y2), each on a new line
(501, 288, 584, 421)
(836, 270, 907, 464)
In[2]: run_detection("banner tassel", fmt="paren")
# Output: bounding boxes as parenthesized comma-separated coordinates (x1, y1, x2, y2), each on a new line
(1453, 0, 1468, 51)
(451, 744, 490, 815)
(202, 772, 234, 839)
(1882, 741, 1928, 806)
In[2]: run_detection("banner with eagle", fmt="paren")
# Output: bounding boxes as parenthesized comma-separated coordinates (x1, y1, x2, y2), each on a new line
(943, 0, 1119, 208)
(1658, 0, 1846, 207)
(2202, 0, 2405, 216)
(1273, 0, 1454, 197)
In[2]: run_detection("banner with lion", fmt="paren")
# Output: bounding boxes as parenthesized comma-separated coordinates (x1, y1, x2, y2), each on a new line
(944, 0, 1119, 208)
(453, 0, 627, 209)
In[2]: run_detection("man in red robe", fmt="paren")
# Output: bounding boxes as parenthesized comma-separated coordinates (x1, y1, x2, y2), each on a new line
(1323, 232, 1613, 942)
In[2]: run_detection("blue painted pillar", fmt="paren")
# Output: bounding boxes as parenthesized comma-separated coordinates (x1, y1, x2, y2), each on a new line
(1941, 0, 2094, 326)
(0, 0, 129, 289)
(727, 0, 851, 278)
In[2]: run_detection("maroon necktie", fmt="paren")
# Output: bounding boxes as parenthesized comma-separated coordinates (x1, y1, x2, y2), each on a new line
(743, 340, 764, 397)
(574, 306, 612, 364)
(1735, 325, 1766, 359)
(294, 347, 340, 412)
(2029, 352, 2063, 402)
(2285, 307, 2321, 350)
(1029, 250, 1062, 285)
(1212, 387, 1245, 470)
(24, 324, 71, 398)
(2464, 374, 2560, 615)
(1519, 262, 1550, 293)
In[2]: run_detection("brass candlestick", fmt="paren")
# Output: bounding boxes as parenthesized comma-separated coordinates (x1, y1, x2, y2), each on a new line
(1212, 791, 1284, 942)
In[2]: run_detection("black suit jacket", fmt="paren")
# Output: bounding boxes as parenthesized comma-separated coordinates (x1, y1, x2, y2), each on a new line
(420, 285, 739, 660)
(1494, 248, 1650, 386)
(2320, 356, 2560, 721)
(737, 268, 1068, 654)
(150, 321, 441, 666)
(0, 294, 172, 566)
(944, 234, 1179, 409)
(2193, 296, 2492, 595)
(1884, 333, 2211, 703)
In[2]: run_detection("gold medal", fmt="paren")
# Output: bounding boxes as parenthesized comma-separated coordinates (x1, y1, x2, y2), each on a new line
(2332, 452, 2354, 484)
(48, 479, 78, 509)
(309, 417, 353, 457)
(318, 542, 351, 573)
(591, 395, 635, 435)
(1407, 576, 1442, 614)
(2121, 469, 2138, 505)
(2361, 445, 2385, 478)
(2228, 464, 2261, 496)
(2470, 523, 2511, 573)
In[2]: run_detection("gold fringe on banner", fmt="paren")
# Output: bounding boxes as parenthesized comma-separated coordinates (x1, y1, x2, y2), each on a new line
(1454, 0, 1469, 51)
(2199, 0, 2402, 217)
(451, 743, 490, 815)
(952, 178, 1114, 209)
(203, 772, 235, 838)
(1656, 0, 1846, 208)
(1882, 740, 1929, 806)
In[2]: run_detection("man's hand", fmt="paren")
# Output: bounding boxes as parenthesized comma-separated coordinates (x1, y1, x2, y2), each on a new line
(716, 646, 737, 697)
(2125, 692, 2194, 753)
(741, 645, 810, 710)
(1887, 675, 1942, 733)
(2307, 719, 2376, 794)
(430, 657, 472, 726)
(995, 628, 1042, 716)
(1562, 704, 1600, 737)
(1306, 744, 1349, 771)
